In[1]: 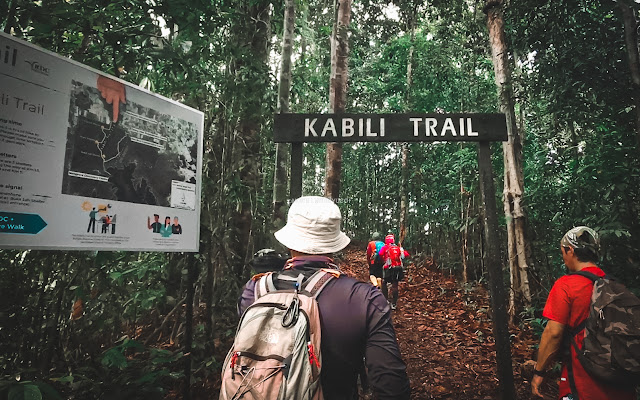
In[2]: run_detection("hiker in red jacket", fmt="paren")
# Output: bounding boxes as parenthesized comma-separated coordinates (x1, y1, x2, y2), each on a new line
(378, 234, 409, 310)
(531, 226, 636, 400)
(366, 232, 385, 288)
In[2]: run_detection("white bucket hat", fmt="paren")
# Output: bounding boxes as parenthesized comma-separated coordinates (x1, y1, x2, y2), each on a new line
(274, 196, 351, 254)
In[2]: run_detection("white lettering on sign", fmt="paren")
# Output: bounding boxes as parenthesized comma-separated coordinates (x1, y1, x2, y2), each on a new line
(410, 118, 421, 136)
(467, 118, 478, 136)
(305, 118, 318, 137)
(304, 117, 386, 138)
(366, 118, 376, 136)
(426, 118, 437, 136)
(410, 118, 479, 137)
(442, 118, 455, 136)
(321, 118, 337, 137)
(343, 118, 354, 137)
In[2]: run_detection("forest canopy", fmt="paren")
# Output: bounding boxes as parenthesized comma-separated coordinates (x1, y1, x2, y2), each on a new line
(1, 0, 639, 398)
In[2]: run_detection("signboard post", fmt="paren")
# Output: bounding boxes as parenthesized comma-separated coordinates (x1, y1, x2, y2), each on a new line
(0, 33, 203, 252)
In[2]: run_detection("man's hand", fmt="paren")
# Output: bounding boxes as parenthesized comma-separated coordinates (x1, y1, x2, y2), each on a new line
(531, 374, 544, 397)
(97, 75, 126, 123)
(532, 320, 565, 399)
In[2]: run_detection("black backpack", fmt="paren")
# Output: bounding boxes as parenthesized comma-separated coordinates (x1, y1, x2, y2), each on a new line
(565, 271, 640, 396)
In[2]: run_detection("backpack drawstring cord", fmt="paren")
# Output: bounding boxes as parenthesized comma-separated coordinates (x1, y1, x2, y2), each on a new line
(231, 366, 283, 400)
(230, 351, 240, 380)
(308, 343, 320, 368)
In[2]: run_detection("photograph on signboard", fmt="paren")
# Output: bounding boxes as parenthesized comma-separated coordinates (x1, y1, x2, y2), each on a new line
(62, 78, 198, 209)
(146, 213, 184, 237)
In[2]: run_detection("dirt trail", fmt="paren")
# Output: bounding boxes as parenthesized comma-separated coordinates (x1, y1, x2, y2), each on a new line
(338, 244, 538, 399)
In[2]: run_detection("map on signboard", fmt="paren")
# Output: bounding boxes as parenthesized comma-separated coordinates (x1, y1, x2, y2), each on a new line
(62, 80, 198, 210)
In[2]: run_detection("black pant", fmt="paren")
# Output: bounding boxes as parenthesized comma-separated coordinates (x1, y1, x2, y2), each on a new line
(87, 218, 96, 233)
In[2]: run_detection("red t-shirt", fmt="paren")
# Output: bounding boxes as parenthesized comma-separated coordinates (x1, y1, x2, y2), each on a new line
(542, 266, 636, 400)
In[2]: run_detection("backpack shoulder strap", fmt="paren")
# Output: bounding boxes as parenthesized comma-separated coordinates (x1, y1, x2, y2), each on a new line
(255, 272, 277, 300)
(569, 270, 600, 282)
(564, 270, 601, 400)
(302, 269, 340, 298)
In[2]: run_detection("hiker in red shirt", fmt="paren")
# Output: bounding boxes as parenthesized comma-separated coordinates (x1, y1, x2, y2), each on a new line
(366, 232, 385, 288)
(378, 234, 409, 310)
(531, 226, 636, 400)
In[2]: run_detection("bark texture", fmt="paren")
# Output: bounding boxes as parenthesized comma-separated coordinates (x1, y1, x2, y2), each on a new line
(618, 1, 640, 150)
(273, 0, 296, 234)
(399, 144, 409, 246)
(484, 0, 531, 320)
(325, 0, 351, 200)
(477, 142, 517, 400)
(399, 19, 415, 246)
(230, 1, 271, 274)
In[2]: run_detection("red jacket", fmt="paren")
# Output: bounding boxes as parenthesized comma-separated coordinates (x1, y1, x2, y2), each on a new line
(378, 239, 409, 268)
(367, 241, 384, 265)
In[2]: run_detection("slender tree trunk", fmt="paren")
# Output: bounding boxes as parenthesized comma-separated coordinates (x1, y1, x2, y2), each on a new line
(324, 0, 351, 200)
(40, 254, 71, 372)
(203, 236, 215, 354)
(29, 254, 53, 365)
(183, 254, 197, 400)
(477, 142, 516, 400)
(72, 26, 93, 62)
(461, 176, 470, 283)
(273, 0, 296, 233)
(568, 120, 585, 217)
(399, 144, 409, 245)
(230, 1, 271, 274)
(484, 0, 531, 321)
(3, 0, 17, 34)
(399, 19, 414, 247)
(617, 0, 640, 150)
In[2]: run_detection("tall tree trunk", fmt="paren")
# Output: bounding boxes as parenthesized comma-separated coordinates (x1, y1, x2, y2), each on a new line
(399, 18, 414, 247)
(461, 174, 469, 283)
(203, 236, 215, 354)
(617, 0, 640, 150)
(477, 142, 517, 399)
(3, 0, 16, 34)
(273, 0, 296, 234)
(40, 254, 71, 372)
(183, 254, 197, 400)
(324, 0, 351, 200)
(229, 1, 271, 275)
(399, 144, 409, 245)
(484, 0, 531, 321)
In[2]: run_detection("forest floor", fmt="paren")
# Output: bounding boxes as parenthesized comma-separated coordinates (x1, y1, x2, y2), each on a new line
(336, 244, 544, 400)
(189, 244, 555, 399)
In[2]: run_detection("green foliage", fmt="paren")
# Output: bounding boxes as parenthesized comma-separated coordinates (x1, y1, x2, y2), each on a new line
(506, 0, 640, 299)
(2, 0, 640, 396)
(0, 379, 62, 400)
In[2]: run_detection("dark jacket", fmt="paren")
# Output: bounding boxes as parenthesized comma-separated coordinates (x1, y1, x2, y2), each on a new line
(238, 256, 411, 400)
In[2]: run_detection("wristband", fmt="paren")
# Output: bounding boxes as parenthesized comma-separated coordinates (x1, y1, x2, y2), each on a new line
(533, 368, 547, 377)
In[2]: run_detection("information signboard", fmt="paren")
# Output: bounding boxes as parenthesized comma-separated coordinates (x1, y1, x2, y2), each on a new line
(0, 33, 203, 252)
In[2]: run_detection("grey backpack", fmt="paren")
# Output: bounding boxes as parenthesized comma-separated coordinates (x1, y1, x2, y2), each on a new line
(568, 271, 640, 387)
(219, 269, 338, 400)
